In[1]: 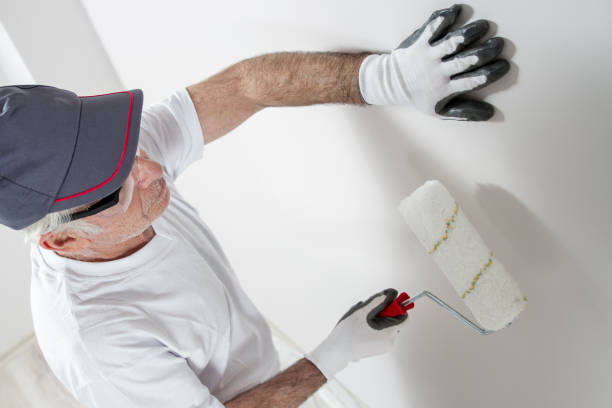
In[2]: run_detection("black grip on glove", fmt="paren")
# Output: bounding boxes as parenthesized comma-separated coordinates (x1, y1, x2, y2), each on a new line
(398, 4, 462, 48)
(338, 288, 408, 330)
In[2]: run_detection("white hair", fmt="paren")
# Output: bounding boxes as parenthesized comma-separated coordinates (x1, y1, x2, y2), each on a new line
(22, 208, 104, 246)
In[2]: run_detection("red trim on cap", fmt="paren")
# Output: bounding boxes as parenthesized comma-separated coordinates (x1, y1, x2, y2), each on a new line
(54, 91, 135, 203)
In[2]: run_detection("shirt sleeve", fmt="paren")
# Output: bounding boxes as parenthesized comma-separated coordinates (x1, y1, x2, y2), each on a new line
(76, 343, 225, 408)
(138, 88, 204, 182)
(76, 315, 225, 408)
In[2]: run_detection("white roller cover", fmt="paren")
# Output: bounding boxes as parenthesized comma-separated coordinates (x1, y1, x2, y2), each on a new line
(398, 180, 527, 331)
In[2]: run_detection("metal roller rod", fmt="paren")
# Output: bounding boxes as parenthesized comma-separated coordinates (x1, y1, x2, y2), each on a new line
(401, 291, 498, 335)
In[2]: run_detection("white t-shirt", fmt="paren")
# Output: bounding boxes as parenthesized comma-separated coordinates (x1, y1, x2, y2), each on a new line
(29, 88, 280, 408)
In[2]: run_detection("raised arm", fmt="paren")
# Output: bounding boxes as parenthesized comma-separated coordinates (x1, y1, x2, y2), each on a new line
(186, 52, 369, 144)
(187, 4, 510, 143)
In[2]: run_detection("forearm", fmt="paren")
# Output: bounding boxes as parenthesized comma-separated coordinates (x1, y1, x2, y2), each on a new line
(240, 51, 371, 107)
(225, 358, 326, 408)
(187, 62, 262, 144)
(186, 51, 371, 144)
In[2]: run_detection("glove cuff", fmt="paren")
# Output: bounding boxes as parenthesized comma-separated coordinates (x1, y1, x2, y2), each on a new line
(358, 53, 411, 106)
(305, 341, 348, 380)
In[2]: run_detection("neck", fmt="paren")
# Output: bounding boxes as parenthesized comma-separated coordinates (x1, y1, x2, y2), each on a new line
(57, 226, 156, 262)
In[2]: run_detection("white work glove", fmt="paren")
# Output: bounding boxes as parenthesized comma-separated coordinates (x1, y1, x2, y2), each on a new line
(359, 4, 510, 121)
(306, 288, 408, 379)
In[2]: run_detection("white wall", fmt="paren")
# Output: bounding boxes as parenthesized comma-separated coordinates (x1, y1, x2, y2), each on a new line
(2, 0, 611, 406)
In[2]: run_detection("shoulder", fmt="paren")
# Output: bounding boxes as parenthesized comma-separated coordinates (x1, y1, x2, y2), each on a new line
(138, 88, 204, 182)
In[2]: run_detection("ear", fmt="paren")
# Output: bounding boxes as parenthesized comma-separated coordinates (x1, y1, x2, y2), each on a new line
(38, 230, 92, 253)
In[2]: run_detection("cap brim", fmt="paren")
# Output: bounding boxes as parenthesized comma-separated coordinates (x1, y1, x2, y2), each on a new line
(49, 89, 143, 213)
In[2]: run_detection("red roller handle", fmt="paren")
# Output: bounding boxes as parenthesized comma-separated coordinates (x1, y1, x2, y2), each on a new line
(379, 292, 414, 317)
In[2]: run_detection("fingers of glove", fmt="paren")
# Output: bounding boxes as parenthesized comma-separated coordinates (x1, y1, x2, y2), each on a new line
(398, 4, 461, 49)
(441, 54, 479, 77)
(338, 300, 365, 324)
(366, 288, 407, 330)
(436, 97, 495, 121)
(450, 59, 510, 94)
(423, 4, 462, 44)
(442, 37, 504, 76)
(368, 309, 409, 330)
(337, 289, 398, 324)
(433, 20, 489, 58)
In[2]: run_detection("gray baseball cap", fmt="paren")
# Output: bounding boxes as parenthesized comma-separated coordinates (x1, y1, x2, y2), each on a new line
(0, 84, 143, 230)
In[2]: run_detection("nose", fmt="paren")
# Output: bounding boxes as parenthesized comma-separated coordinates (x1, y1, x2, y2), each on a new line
(134, 155, 163, 190)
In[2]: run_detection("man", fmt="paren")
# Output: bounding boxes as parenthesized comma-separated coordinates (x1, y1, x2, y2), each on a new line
(0, 5, 510, 407)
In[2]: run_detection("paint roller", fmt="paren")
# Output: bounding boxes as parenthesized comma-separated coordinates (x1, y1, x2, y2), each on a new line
(379, 180, 527, 334)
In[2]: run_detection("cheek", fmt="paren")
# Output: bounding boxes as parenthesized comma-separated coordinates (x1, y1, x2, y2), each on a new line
(127, 190, 145, 220)
(111, 191, 144, 228)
